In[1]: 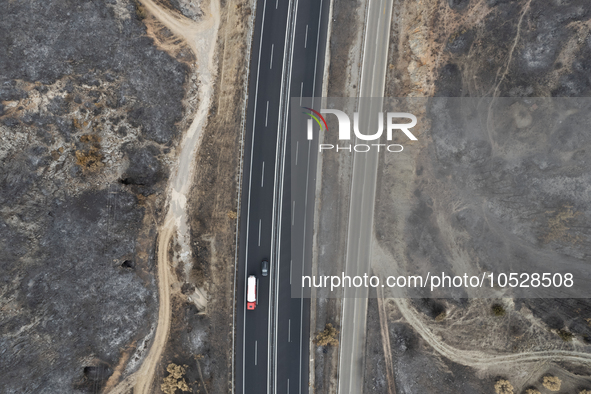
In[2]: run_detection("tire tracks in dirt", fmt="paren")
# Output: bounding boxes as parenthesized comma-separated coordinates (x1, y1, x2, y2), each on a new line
(393, 296, 591, 369)
(372, 242, 591, 378)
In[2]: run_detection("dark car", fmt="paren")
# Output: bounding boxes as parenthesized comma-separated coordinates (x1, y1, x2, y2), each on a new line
(261, 260, 269, 277)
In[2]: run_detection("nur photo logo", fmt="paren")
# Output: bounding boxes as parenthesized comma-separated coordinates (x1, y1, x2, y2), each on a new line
(302, 107, 418, 152)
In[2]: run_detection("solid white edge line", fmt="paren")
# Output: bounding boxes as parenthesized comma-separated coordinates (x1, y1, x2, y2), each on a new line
(243, 0, 268, 392)
(337, 0, 374, 385)
(300, 1, 324, 393)
(308, 0, 334, 389)
(274, 0, 299, 392)
(337, 0, 393, 391)
(298, 139, 312, 394)
(271, 0, 298, 392)
(348, 6, 393, 391)
(232, 0, 259, 389)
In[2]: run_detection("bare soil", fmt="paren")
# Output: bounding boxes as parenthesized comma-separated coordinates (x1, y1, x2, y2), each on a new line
(362, 295, 388, 394)
(0, 0, 189, 392)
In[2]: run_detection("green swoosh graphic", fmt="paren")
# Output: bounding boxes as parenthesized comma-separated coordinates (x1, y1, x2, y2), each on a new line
(303, 111, 323, 131)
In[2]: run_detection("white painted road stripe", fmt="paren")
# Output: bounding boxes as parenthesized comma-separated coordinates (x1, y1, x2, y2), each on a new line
(299, 82, 303, 105)
(292, 201, 295, 225)
(295, 141, 299, 166)
(304, 24, 308, 48)
(261, 161, 265, 187)
(265, 100, 269, 127)
(299, 91, 318, 394)
(270, 44, 274, 69)
(288, 319, 291, 342)
(255, 340, 258, 366)
(258, 219, 262, 246)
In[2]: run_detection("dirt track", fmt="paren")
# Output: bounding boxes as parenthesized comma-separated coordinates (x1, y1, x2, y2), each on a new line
(393, 297, 591, 369)
(133, 220, 174, 394)
(371, 239, 591, 376)
(106, 1, 221, 393)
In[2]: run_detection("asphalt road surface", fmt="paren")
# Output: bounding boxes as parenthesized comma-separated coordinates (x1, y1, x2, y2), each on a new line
(337, 0, 394, 393)
(235, 0, 329, 393)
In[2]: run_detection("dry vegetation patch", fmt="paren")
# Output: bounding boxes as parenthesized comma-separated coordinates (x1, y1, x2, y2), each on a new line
(314, 323, 340, 347)
(161, 363, 190, 394)
(494, 379, 514, 394)
(542, 376, 562, 392)
(75, 134, 104, 172)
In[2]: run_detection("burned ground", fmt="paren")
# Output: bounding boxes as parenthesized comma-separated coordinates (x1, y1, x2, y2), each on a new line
(0, 0, 190, 392)
(372, 0, 591, 392)
(362, 297, 388, 394)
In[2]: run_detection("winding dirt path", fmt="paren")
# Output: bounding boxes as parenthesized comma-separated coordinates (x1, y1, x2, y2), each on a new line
(393, 298, 591, 369)
(133, 221, 175, 394)
(372, 242, 591, 376)
(107, 1, 221, 393)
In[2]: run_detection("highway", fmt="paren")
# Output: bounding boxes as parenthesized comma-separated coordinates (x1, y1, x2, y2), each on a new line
(337, 0, 394, 393)
(235, 0, 329, 393)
